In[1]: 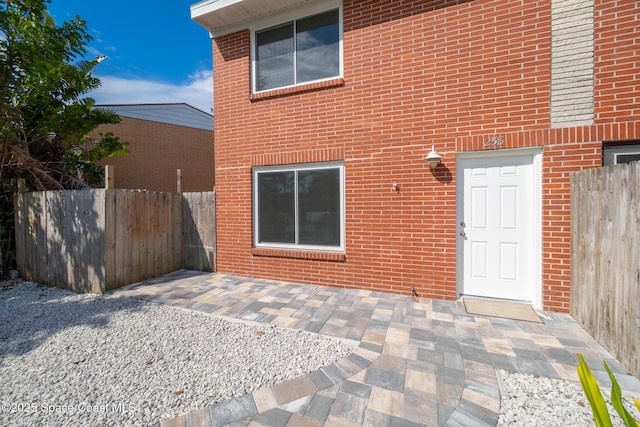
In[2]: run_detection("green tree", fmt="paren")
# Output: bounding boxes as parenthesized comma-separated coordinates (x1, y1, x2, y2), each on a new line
(0, 0, 128, 277)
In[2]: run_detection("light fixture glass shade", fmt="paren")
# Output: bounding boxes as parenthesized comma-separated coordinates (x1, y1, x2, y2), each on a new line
(426, 145, 442, 169)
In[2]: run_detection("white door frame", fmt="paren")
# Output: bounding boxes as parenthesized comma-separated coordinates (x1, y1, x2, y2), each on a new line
(455, 147, 543, 308)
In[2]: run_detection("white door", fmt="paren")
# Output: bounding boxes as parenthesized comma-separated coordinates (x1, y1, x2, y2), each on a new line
(457, 150, 540, 302)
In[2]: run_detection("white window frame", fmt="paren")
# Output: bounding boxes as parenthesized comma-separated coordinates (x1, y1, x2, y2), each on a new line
(250, 1, 343, 94)
(253, 162, 345, 252)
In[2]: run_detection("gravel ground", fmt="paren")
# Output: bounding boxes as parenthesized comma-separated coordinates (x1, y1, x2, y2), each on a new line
(0, 282, 355, 426)
(498, 370, 640, 426)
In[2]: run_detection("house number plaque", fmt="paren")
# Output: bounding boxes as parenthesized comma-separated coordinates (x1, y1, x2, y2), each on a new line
(484, 135, 504, 147)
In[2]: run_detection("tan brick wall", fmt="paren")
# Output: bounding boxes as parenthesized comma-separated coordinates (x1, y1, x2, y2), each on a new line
(92, 117, 214, 192)
(211, 0, 640, 312)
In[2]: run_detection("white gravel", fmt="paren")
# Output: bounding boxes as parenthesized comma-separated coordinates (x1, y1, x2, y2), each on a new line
(0, 282, 355, 426)
(497, 369, 640, 427)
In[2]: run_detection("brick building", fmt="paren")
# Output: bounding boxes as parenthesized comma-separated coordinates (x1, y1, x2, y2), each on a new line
(92, 103, 214, 192)
(191, 0, 640, 311)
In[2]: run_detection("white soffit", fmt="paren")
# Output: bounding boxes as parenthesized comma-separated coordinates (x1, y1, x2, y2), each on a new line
(190, 0, 313, 36)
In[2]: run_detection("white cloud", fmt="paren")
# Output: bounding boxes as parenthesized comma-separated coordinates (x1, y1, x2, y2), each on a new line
(90, 69, 213, 114)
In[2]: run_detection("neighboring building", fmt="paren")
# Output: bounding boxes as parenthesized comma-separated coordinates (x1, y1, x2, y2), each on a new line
(92, 103, 214, 192)
(191, 0, 640, 312)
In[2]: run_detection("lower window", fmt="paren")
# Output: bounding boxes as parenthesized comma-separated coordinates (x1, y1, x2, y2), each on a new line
(253, 162, 344, 251)
(603, 143, 640, 165)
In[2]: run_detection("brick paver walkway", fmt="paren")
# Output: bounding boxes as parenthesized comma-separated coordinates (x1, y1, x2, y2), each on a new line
(109, 270, 640, 427)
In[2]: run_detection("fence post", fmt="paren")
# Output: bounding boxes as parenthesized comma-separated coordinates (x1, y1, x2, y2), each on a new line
(105, 165, 114, 189)
(16, 178, 27, 195)
(178, 169, 185, 268)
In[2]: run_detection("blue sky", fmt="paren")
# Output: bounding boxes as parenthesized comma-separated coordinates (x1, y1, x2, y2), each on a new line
(47, 0, 214, 113)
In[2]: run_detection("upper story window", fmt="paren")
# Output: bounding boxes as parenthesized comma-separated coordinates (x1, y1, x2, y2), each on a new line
(254, 9, 341, 93)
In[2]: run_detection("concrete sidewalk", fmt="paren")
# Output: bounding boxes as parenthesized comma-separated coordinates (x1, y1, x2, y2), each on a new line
(110, 270, 640, 427)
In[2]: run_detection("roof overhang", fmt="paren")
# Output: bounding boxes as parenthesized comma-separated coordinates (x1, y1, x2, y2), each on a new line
(190, 0, 313, 37)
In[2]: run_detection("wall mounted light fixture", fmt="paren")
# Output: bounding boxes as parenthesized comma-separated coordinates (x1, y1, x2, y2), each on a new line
(426, 145, 442, 169)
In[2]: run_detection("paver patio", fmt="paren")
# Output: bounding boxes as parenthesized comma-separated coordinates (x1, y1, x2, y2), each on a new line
(109, 270, 640, 427)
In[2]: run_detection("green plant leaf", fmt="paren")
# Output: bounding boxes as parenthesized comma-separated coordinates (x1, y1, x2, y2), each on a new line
(577, 354, 613, 427)
(603, 360, 640, 427)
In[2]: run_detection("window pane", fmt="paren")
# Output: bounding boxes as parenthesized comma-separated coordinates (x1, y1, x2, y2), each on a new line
(298, 169, 340, 246)
(256, 23, 294, 91)
(296, 9, 340, 84)
(616, 153, 640, 164)
(258, 172, 295, 243)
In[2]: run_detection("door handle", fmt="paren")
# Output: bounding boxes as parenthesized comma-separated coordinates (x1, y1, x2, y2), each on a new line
(460, 231, 466, 237)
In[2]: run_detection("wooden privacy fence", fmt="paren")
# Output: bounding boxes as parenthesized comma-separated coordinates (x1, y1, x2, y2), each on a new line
(571, 161, 640, 377)
(14, 188, 215, 294)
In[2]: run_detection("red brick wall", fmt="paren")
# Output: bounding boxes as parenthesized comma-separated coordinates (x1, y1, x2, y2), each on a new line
(212, 0, 640, 312)
(93, 117, 214, 193)
(594, 1, 640, 123)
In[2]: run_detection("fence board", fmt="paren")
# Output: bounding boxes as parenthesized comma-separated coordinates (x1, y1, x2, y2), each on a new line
(131, 192, 141, 282)
(183, 191, 216, 271)
(16, 192, 30, 280)
(13, 189, 25, 279)
(112, 191, 126, 289)
(67, 189, 104, 293)
(144, 192, 153, 279)
(63, 191, 76, 288)
(152, 192, 161, 276)
(20, 192, 31, 281)
(159, 193, 169, 272)
(172, 192, 183, 271)
(184, 192, 199, 269)
(90, 189, 106, 291)
(45, 191, 60, 286)
(104, 189, 116, 288)
(145, 192, 155, 280)
(28, 192, 45, 283)
(200, 191, 216, 271)
(121, 191, 133, 288)
(571, 162, 640, 377)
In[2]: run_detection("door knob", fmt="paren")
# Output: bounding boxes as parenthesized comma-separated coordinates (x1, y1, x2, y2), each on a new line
(460, 231, 466, 237)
